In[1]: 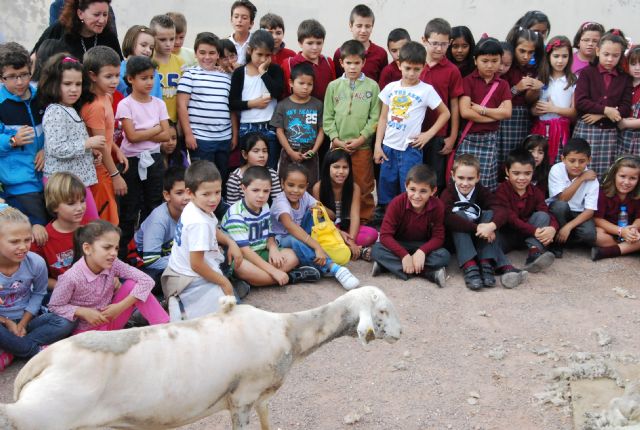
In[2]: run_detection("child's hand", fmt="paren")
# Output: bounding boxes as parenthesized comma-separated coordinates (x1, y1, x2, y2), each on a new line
(111, 174, 127, 196)
(535, 100, 555, 114)
(515, 78, 530, 92)
(621, 226, 640, 243)
(401, 254, 414, 274)
(31, 224, 48, 247)
(77, 307, 109, 326)
(476, 222, 496, 240)
(582, 113, 605, 125)
(555, 224, 573, 244)
(258, 57, 272, 74)
(373, 146, 388, 164)
(440, 136, 455, 155)
(604, 106, 622, 122)
(114, 146, 129, 173)
(250, 96, 272, 109)
(411, 133, 432, 149)
(301, 150, 316, 160)
(412, 249, 426, 273)
(15, 322, 27, 337)
(34, 149, 45, 171)
(221, 278, 234, 296)
(228, 242, 244, 269)
(270, 268, 289, 286)
(85, 135, 106, 150)
(269, 248, 285, 268)
(4, 319, 22, 337)
(345, 136, 365, 152)
(101, 303, 125, 321)
(13, 125, 35, 146)
(580, 169, 598, 182)
(528, 77, 544, 91)
(313, 247, 328, 267)
(535, 226, 556, 246)
(287, 150, 305, 162)
(185, 135, 198, 151)
(92, 149, 103, 166)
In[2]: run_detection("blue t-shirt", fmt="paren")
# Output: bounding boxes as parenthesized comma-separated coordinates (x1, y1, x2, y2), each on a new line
(270, 191, 317, 236)
(0, 252, 47, 320)
(135, 202, 177, 271)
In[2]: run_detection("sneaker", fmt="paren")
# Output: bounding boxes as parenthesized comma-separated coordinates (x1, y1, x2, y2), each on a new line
(335, 266, 360, 290)
(232, 279, 251, 299)
(425, 267, 447, 288)
(288, 266, 321, 284)
(371, 261, 382, 277)
(500, 268, 528, 289)
(480, 263, 496, 288)
(168, 296, 182, 322)
(463, 265, 483, 291)
(549, 244, 563, 259)
(524, 250, 555, 273)
(0, 350, 14, 371)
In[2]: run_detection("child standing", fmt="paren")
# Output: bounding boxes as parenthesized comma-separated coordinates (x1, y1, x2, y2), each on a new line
(0, 43, 48, 245)
(81, 46, 129, 225)
(282, 20, 335, 100)
(440, 154, 527, 290)
(162, 161, 244, 320)
(420, 18, 464, 192)
(150, 14, 184, 124)
(592, 156, 640, 260)
(312, 150, 378, 260)
(499, 27, 544, 167)
(521, 134, 550, 197)
(457, 37, 512, 191)
(495, 149, 557, 273)
(370, 164, 450, 285)
(531, 36, 577, 164)
(547, 138, 598, 255)
(572, 22, 605, 75)
(117, 25, 163, 99)
(447, 26, 476, 78)
(260, 13, 296, 67)
(229, 0, 258, 66)
(374, 42, 450, 207)
(618, 46, 640, 156)
(230, 30, 284, 171)
(226, 133, 282, 204)
(332, 4, 388, 83)
(574, 30, 633, 179)
(166, 12, 197, 68)
(0, 206, 75, 369)
(222, 166, 321, 287)
(115, 56, 171, 258)
(271, 63, 324, 185)
(39, 54, 101, 222)
(48, 220, 169, 333)
(324, 40, 380, 222)
(177, 33, 233, 179)
(271, 164, 360, 290)
(379, 28, 410, 90)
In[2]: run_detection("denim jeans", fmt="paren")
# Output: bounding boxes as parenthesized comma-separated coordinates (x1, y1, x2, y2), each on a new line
(239, 122, 279, 171)
(276, 212, 334, 273)
(378, 145, 423, 205)
(0, 313, 76, 358)
(371, 241, 450, 281)
(190, 138, 232, 182)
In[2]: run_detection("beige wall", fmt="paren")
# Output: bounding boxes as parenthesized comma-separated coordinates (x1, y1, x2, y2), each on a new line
(3, 0, 639, 58)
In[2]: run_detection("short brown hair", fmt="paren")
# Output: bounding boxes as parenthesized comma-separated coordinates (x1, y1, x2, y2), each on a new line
(451, 154, 480, 175)
(260, 13, 285, 32)
(406, 164, 437, 187)
(166, 12, 187, 34)
(45, 172, 86, 215)
(185, 160, 221, 192)
(122, 25, 155, 58)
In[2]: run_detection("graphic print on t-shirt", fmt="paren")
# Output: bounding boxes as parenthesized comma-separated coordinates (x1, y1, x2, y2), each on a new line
(390, 94, 413, 126)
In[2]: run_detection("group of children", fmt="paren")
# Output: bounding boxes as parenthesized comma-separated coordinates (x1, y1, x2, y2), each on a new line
(1, 1, 639, 370)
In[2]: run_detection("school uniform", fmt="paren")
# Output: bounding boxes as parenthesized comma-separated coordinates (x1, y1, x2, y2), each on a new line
(379, 62, 402, 91)
(420, 57, 464, 191)
(272, 45, 296, 68)
(282, 53, 336, 100)
(457, 70, 511, 191)
(574, 64, 633, 178)
(333, 41, 388, 83)
(618, 82, 640, 156)
(595, 189, 640, 226)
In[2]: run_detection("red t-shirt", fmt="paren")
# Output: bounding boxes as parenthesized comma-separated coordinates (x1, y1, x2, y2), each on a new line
(272, 46, 296, 68)
(282, 53, 336, 100)
(333, 41, 388, 83)
(419, 57, 464, 136)
(462, 70, 512, 134)
(31, 222, 76, 281)
(379, 62, 402, 91)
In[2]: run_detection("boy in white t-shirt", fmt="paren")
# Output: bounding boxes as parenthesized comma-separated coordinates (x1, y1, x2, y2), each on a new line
(162, 160, 244, 320)
(374, 41, 450, 207)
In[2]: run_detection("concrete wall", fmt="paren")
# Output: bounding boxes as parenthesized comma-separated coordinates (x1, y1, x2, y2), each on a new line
(2, 0, 639, 59)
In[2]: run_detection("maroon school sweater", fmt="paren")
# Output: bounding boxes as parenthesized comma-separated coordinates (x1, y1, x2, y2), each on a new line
(494, 181, 558, 236)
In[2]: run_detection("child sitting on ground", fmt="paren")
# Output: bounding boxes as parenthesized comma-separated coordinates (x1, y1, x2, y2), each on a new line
(48, 220, 169, 333)
(440, 154, 527, 290)
(222, 166, 321, 287)
(495, 149, 557, 273)
(546, 138, 598, 256)
(371, 164, 450, 285)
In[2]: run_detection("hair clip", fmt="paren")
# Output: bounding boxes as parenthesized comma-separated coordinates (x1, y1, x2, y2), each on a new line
(62, 56, 79, 64)
(582, 21, 594, 30)
(481, 33, 489, 39)
(612, 29, 621, 36)
(545, 39, 562, 53)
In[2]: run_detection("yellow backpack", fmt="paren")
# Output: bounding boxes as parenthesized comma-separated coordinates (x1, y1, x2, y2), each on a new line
(310, 203, 351, 266)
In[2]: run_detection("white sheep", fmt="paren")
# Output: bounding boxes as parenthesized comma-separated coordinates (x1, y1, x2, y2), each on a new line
(0, 286, 401, 430)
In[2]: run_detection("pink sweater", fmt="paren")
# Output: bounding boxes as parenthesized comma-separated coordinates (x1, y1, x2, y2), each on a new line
(48, 257, 154, 331)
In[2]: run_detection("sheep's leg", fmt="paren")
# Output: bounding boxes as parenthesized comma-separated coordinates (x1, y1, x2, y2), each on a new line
(230, 404, 252, 430)
(256, 400, 270, 430)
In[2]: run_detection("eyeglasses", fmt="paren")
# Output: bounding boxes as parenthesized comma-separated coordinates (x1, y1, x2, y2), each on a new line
(1, 72, 31, 83)
(580, 38, 600, 44)
(425, 40, 450, 49)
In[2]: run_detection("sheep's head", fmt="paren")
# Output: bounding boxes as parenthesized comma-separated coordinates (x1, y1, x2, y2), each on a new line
(355, 286, 402, 345)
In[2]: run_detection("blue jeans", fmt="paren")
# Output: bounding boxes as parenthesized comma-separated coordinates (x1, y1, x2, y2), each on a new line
(0, 313, 76, 358)
(239, 122, 279, 171)
(276, 212, 334, 273)
(378, 145, 423, 205)
(190, 138, 232, 181)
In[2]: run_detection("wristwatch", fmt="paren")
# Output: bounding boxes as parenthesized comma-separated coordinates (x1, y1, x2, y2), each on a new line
(9, 136, 17, 148)
(510, 86, 520, 95)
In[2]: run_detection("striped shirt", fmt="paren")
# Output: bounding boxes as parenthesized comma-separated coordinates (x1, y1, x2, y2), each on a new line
(177, 66, 232, 141)
(221, 200, 273, 252)
(226, 167, 282, 204)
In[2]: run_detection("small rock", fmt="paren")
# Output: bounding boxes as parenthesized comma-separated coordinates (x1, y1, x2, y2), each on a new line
(391, 361, 408, 371)
(363, 405, 372, 415)
(593, 329, 613, 347)
(403, 350, 412, 358)
(477, 310, 491, 317)
(532, 347, 552, 356)
(344, 412, 361, 425)
(487, 346, 507, 360)
(467, 397, 478, 405)
(469, 391, 480, 398)
(613, 287, 637, 299)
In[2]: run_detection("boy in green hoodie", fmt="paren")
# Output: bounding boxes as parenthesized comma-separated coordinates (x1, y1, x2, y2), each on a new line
(323, 40, 380, 223)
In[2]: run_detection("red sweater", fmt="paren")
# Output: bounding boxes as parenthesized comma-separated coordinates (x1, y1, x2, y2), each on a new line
(380, 193, 445, 258)
(272, 46, 296, 68)
(440, 180, 507, 233)
(379, 61, 402, 90)
(494, 181, 558, 236)
(333, 41, 388, 83)
(575, 64, 633, 128)
(281, 53, 336, 100)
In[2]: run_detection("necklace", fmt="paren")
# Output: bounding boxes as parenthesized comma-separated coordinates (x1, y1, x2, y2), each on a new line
(80, 34, 98, 53)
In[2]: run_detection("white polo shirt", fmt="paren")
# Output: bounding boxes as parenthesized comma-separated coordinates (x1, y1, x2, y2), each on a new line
(547, 162, 599, 212)
(539, 75, 576, 121)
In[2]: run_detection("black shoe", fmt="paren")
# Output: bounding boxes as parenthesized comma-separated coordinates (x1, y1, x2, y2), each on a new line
(232, 279, 251, 299)
(463, 265, 483, 291)
(288, 266, 321, 284)
(500, 268, 528, 289)
(548, 244, 563, 258)
(371, 261, 382, 277)
(424, 267, 447, 288)
(523, 250, 555, 273)
(480, 263, 496, 288)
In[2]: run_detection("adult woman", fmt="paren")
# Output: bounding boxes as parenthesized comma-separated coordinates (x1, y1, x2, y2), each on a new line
(33, 0, 122, 62)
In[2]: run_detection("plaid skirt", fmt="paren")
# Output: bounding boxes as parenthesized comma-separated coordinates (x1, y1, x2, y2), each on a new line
(573, 120, 618, 180)
(498, 105, 531, 166)
(618, 129, 640, 156)
(456, 131, 499, 191)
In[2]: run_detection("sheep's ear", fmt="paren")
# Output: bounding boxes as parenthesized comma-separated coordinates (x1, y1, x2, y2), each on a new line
(357, 310, 375, 345)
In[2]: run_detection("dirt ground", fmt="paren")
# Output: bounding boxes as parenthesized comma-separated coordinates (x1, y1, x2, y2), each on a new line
(1, 249, 639, 430)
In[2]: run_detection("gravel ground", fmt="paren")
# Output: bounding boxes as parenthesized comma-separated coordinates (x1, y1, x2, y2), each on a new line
(1, 249, 639, 430)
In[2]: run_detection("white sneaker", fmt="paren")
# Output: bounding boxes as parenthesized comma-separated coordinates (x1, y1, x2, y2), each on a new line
(335, 266, 360, 290)
(168, 296, 182, 322)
